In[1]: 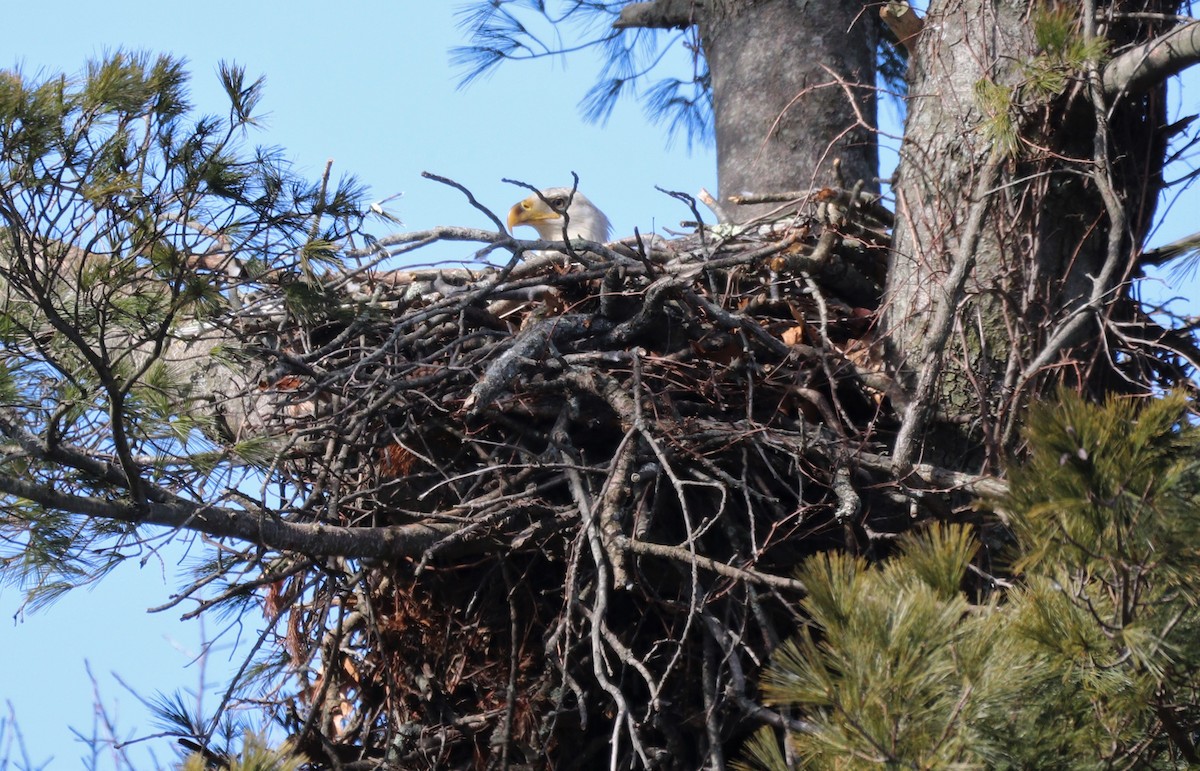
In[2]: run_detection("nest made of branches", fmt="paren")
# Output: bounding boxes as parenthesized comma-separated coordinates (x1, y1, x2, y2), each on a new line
(221, 187, 1000, 769)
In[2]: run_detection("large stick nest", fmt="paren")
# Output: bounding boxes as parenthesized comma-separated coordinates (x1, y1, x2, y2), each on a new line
(216, 188, 999, 769)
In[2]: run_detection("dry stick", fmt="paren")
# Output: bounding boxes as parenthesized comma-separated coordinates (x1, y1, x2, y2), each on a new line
(1106, 320, 1200, 377)
(619, 537, 808, 593)
(631, 226, 657, 276)
(800, 270, 854, 432)
(657, 186, 709, 246)
(556, 417, 652, 763)
(498, 561, 519, 771)
(728, 190, 813, 206)
(547, 512, 590, 727)
(891, 150, 1003, 473)
(574, 602, 663, 706)
(295, 586, 350, 762)
(422, 171, 509, 233)
(162, 557, 314, 617)
(200, 584, 299, 749)
(701, 630, 725, 770)
(565, 359, 714, 702)
(595, 429, 638, 588)
(561, 453, 652, 770)
(627, 349, 710, 693)
(831, 466, 861, 523)
(299, 158, 334, 282)
(699, 612, 816, 735)
(687, 415, 1008, 500)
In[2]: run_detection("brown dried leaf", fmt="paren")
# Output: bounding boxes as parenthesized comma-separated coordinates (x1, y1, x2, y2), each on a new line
(780, 325, 807, 346)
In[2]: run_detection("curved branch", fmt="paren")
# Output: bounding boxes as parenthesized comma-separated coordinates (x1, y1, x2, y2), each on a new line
(621, 536, 808, 593)
(0, 473, 455, 559)
(1103, 19, 1200, 99)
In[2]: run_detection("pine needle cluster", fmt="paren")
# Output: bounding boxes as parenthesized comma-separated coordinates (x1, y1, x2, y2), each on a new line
(743, 392, 1200, 768)
(0, 52, 368, 606)
(976, 3, 1109, 157)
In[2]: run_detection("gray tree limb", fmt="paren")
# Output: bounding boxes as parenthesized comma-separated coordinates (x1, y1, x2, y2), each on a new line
(0, 471, 455, 559)
(0, 404, 456, 559)
(1103, 19, 1200, 98)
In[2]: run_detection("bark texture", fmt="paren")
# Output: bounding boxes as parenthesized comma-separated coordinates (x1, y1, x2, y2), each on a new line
(699, 0, 877, 218)
(886, 0, 1032, 467)
(887, 0, 1174, 469)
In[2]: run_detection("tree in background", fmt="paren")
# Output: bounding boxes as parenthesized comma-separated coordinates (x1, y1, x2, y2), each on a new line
(4, 1, 1200, 768)
(457, 0, 880, 210)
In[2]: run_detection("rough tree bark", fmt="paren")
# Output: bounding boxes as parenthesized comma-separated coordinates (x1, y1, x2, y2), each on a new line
(702, 0, 877, 212)
(619, 0, 878, 218)
(887, 0, 1184, 471)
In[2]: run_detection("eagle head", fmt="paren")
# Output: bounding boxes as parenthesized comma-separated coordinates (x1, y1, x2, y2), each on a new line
(507, 187, 611, 243)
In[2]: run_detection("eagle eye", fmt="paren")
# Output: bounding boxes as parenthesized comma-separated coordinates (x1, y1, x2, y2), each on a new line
(550, 197, 566, 210)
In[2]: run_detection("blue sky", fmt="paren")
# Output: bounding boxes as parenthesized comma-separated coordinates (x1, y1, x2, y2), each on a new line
(1, 2, 1199, 769)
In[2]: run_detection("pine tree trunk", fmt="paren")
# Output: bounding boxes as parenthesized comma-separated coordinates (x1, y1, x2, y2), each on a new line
(886, 0, 1169, 469)
(699, 0, 877, 218)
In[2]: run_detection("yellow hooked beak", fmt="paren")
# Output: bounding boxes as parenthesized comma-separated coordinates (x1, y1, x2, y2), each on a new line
(507, 196, 559, 233)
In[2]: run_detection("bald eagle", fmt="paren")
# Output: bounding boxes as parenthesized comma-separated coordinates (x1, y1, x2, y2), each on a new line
(507, 187, 611, 244)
